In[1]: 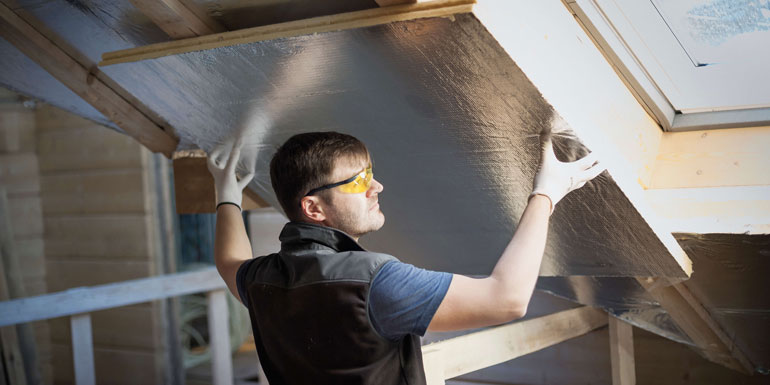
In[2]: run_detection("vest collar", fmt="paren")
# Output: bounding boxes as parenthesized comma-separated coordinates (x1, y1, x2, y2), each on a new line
(279, 222, 366, 252)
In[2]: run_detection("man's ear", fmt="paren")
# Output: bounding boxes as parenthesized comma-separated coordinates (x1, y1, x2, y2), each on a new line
(300, 195, 326, 222)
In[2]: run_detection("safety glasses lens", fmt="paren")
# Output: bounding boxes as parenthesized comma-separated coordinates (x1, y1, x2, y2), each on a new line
(337, 167, 372, 193)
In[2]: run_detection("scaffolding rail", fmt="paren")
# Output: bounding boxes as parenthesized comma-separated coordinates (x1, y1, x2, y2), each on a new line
(0, 267, 232, 385)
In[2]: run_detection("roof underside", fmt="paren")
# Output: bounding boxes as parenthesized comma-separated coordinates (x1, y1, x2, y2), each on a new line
(0, 0, 767, 373)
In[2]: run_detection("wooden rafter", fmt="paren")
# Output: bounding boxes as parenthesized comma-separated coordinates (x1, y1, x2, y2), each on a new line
(100, 0, 475, 66)
(636, 277, 754, 374)
(421, 306, 607, 384)
(128, 0, 224, 39)
(0, 1, 179, 157)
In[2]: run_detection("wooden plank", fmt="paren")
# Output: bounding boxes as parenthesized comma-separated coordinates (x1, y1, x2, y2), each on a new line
(645, 186, 770, 234)
(172, 155, 269, 213)
(128, 0, 224, 39)
(43, 215, 151, 260)
(636, 278, 754, 374)
(0, 2, 179, 156)
(0, 247, 28, 385)
(0, 268, 224, 327)
(609, 316, 635, 385)
(0, 104, 36, 153)
(70, 314, 96, 385)
(207, 289, 233, 385)
(421, 307, 608, 384)
(0, 153, 40, 196)
(40, 170, 148, 215)
(50, 344, 161, 385)
(651, 126, 770, 189)
(49, 305, 160, 350)
(36, 130, 145, 172)
(100, 0, 476, 66)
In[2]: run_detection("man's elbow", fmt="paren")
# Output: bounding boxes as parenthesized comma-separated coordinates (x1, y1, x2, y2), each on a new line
(505, 302, 528, 321)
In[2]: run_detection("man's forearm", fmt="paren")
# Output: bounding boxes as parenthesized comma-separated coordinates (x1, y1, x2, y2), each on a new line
(214, 204, 253, 298)
(489, 194, 551, 311)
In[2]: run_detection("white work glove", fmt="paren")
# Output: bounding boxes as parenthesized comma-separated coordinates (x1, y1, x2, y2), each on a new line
(207, 141, 255, 211)
(531, 138, 606, 215)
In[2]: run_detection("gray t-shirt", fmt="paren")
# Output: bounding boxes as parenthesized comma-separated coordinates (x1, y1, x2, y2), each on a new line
(368, 261, 453, 341)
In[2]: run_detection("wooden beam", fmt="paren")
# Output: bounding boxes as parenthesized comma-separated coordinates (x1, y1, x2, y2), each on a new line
(0, 2, 179, 157)
(172, 150, 269, 214)
(645, 186, 770, 234)
(609, 316, 635, 385)
(651, 126, 770, 189)
(636, 278, 754, 374)
(100, 0, 476, 66)
(421, 307, 607, 384)
(128, 0, 224, 39)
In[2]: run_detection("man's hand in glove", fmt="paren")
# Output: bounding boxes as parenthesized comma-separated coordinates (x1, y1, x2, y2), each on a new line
(207, 140, 255, 211)
(531, 137, 606, 214)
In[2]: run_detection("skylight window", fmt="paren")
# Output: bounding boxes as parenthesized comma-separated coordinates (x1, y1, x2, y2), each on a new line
(568, 0, 770, 130)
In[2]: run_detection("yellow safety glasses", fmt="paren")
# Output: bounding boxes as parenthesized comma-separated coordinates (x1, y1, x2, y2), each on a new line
(305, 166, 373, 196)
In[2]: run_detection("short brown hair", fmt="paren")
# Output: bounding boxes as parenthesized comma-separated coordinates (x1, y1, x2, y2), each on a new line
(270, 132, 370, 221)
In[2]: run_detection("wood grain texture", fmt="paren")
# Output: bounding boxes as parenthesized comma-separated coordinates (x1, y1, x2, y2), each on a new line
(100, 0, 475, 65)
(128, 0, 224, 39)
(422, 307, 608, 384)
(173, 155, 269, 213)
(0, 2, 178, 156)
(651, 126, 770, 189)
(609, 316, 636, 385)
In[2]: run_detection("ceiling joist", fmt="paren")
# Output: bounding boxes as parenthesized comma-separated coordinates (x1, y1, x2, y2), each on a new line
(100, 0, 475, 66)
(128, 0, 225, 39)
(0, 1, 178, 157)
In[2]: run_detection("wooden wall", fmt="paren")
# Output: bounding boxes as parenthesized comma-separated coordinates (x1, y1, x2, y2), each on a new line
(0, 89, 53, 383)
(34, 104, 175, 385)
(1, 91, 176, 385)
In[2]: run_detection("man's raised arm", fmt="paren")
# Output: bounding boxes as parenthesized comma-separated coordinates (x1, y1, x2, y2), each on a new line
(207, 142, 255, 301)
(428, 138, 605, 331)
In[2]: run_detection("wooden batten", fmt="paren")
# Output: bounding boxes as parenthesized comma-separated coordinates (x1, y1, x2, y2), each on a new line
(100, 0, 475, 66)
(172, 151, 269, 214)
(421, 306, 608, 384)
(128, 0, 224, 39)
(0, 2, 179, 157)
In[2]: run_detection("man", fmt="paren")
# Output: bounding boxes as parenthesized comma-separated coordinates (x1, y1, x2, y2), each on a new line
(207, 131, 603, 384)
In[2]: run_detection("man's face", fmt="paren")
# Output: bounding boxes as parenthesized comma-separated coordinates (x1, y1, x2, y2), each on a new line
(320, 157, 384, 240)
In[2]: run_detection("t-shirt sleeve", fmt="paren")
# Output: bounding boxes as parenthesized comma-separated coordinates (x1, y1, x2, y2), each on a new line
(235, 258, 257, 306)
(368, 260, 453, 341)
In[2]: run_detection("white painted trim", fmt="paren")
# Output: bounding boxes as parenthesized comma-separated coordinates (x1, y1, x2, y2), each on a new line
(207, 290, 234, 385)
(0, 267, 225, 327)
(672, 108, 770, 132)
(71, 314, 96, 385)
(566, 0, 674, 130)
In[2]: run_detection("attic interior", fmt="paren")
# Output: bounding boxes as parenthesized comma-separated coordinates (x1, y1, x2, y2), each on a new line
(0, 0, 768, 384)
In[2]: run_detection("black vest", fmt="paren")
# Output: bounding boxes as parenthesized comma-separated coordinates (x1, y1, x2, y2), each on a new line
(239, 222, 427, 385)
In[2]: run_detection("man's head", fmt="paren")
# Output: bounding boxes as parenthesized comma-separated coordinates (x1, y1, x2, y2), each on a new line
(270, 132, 384, 239)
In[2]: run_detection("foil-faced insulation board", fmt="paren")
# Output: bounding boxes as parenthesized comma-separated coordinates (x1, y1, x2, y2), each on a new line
(0, 38, 116, 129)
(539, 233, 770, 370)
(3, 0, 689, 278)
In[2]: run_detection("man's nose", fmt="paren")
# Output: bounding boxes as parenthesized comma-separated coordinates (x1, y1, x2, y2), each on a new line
(367, 178, 383, 197)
